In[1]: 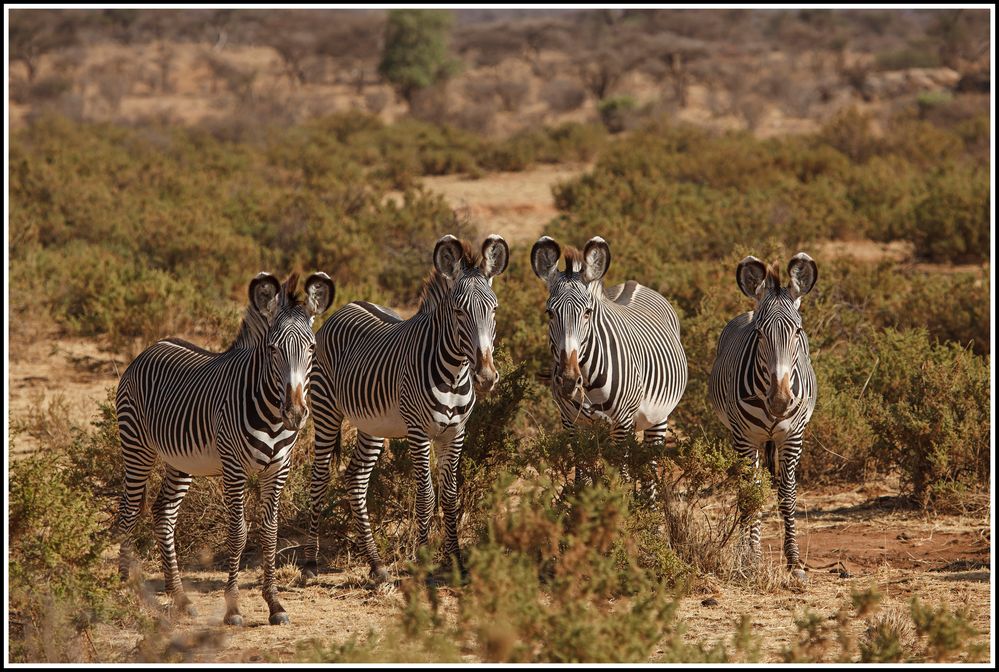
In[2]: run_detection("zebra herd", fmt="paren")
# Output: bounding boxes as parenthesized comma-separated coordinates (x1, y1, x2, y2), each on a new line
(112, 234, 818, 625)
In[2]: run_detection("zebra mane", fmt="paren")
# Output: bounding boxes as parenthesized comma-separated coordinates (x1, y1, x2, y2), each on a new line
(562, 246, 585, 275)
(231, 273, 304, 349)
(416, 239, 482, 314)
(765, 261, 781, 288)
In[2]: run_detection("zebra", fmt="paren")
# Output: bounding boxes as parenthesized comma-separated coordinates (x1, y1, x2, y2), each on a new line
(708, 253, 818, 582)
(303, 234, 509, 583)
(530, 235, 688, 488)
(113, 271, 334, 626)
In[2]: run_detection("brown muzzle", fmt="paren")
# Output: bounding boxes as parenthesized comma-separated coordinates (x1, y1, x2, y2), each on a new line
(474, 349, 499, 395)
(282, 382, 307, 430)
(557, 350, 583, 396)
(766, 372, 794, 419)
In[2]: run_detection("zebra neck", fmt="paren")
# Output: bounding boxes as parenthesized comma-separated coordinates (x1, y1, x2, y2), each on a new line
(231, 307, 270, 351)
(433, 303, 468, 379)
(251, 348, 284, 425)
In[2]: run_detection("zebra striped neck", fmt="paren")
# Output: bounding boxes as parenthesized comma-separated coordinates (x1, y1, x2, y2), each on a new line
(431, 296, 469, 378)
(232, 305, 271, 351)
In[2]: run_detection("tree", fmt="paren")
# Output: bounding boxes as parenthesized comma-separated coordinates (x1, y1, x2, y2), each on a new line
(378, 9, 461, 106)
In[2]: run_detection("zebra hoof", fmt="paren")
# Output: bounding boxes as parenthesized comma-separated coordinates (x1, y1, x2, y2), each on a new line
(370, 566, 390, 585)
(269, 612, 290, 626)
(223, 613, 244, 627)
(791, 568, 809, 584)
(175, 601, 197, 618)
(301, 561, 319, 582)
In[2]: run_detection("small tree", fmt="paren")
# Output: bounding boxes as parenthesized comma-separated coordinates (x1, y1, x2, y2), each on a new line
(378, 9, 461, 107)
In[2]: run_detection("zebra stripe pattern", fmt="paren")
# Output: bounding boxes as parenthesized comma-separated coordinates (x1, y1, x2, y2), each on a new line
(304, 234, 509, 583)
(531, 236, 688, 485)
(113, 271, 334, 625)
(708, 253, 818, 581)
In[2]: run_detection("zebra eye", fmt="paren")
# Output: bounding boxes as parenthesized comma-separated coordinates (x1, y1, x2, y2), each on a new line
(583, 309, 593, 319)
(308, 343, 316, 353)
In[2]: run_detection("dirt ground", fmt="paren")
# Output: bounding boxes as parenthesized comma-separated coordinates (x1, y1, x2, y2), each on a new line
(8, 164, 992, 662)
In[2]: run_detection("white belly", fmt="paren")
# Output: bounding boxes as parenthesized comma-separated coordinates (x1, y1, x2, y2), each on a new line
(636, 398, 673, 432)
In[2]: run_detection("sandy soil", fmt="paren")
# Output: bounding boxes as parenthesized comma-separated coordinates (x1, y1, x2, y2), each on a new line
(76, 477, 990, 663)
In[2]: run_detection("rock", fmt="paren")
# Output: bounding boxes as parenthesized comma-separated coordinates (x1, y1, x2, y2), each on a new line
(701, 597, 719, 607)
(839, 570, 852, 579)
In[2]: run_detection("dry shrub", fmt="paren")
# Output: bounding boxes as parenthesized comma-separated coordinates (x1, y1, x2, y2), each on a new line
(541, 79, 586, 113)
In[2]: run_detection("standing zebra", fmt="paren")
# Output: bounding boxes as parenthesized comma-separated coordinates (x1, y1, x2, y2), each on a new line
(303, 234, 509, 583)
(708, 254, 818, 582)
(530, 236, 688, 482)
(114, 272, 334, 626)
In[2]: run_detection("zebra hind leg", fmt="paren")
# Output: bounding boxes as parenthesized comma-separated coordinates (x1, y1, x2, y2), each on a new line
(113, 435, 157, 583)
(303, 393, 342, 582)
(152, 465, 196, 617)
(345, 432, 388, 584)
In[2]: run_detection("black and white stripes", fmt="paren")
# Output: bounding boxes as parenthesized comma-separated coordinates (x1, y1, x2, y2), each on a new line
(708, 253, 818, 580)
(113, 271, 334, 626)
(531, 236, 688, 477)
(304, 234, 509, 582)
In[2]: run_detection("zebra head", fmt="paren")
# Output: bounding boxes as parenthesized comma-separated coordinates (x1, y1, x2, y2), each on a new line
(531, 235, 610, 398)
(433, 234, 510, 395)
(736, 253, 818, 420)
(250, 272, 335, 430)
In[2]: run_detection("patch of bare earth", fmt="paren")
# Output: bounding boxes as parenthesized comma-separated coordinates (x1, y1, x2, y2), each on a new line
(418, 163, 590, 246)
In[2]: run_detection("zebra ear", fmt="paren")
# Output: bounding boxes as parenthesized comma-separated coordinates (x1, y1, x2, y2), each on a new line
(480, 234, 509, 280)
(531, 236, 561, 283)
(787, 253, 817, 300)
(582, 236, 611, 284)
(736, 256, 767, 300)
(304, 272, 335, 318)
(434, 234, 465, 281)
(249, 272, 281, 321)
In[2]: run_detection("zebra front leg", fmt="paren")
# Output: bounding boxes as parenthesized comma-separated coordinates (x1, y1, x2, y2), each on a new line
(113, 437, 157, 583)
(438, 428, 465, 577)
(777, 435, 807, 583)
(152, 465, 195, 617)
(407, 430, 435, 552)
(259, 460, 292, 624)
(733, 438, 764, 573)
(611, 419, 636, 485)
(303, 386, 342, 581)
(639, 419, 671, 503)
(221, 471, 249, 626)
(345, 433, 388, 583)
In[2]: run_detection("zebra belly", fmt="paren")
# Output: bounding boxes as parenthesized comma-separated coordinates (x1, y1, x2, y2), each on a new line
(350, 409, 409, 440)
(161, 448, 224, 477)
(635, 397, 674, 432)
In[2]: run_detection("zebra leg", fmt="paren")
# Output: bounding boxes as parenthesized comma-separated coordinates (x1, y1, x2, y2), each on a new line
(733, 438, 764, 572)
(344, 432, 387, 583)
(777, 436, 807, 582)
(152, 465, 195, 617)
(612, 420, 636, 484)
(221, 471, 248, 626)
(438, 428, 465, 576)
(407, 429, 436, 553)
(259, 460, 292, 625)
(303, 378, 341, 581)
(113, 435, 157, 582)
(639, 419, 671, 503)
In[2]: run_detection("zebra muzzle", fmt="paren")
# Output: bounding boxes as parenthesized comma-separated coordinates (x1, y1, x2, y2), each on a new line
(282, 383, 307, 430)
(474, 349, 499, 395)
(557, 350, 583, 396)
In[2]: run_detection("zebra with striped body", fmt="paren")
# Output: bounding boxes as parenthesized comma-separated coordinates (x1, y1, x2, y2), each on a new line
(113, 272, 334, 625)
(530, 236, 688, 479)
(303, 234, 509, 583)
(708, 254, 818, 581)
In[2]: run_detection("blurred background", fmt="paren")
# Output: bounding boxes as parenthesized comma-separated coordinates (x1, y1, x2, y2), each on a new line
(8, 8, 991, 137)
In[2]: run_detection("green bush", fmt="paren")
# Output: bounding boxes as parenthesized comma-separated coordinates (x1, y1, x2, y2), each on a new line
(598, 95, 638, 134)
